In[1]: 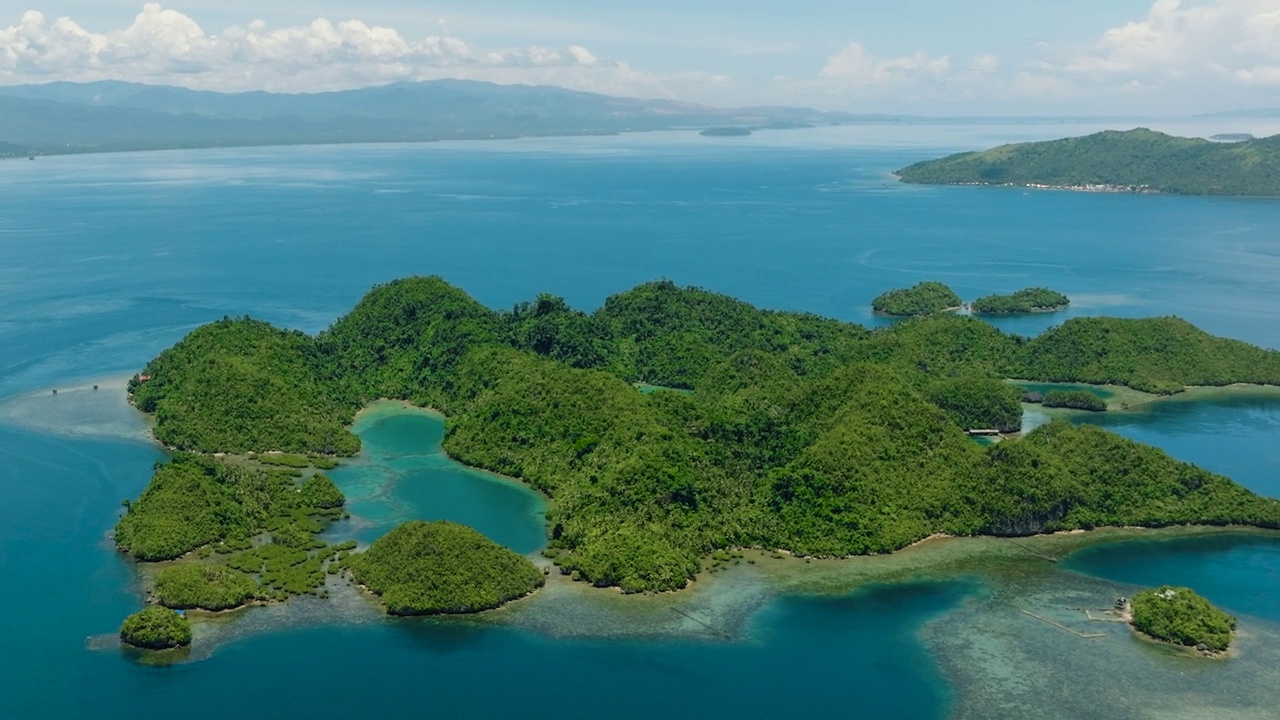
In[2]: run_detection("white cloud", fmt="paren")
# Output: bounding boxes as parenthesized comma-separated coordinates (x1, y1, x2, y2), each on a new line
(806, 1, 1280, 112)
(5, 1, 1280, 114)
(0, 3, 663, 95)
(820, 44, 950, 87)
(1056, 0, 1280, 87)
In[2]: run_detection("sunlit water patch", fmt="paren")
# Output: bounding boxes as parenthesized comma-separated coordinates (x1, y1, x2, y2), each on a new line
(0, 376, 149, 442)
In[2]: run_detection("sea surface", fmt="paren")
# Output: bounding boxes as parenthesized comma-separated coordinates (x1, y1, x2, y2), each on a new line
(2, 123, 1280, 718)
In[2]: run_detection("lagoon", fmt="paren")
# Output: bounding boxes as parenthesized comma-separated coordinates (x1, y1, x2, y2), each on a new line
(3, 126, 1280, 718)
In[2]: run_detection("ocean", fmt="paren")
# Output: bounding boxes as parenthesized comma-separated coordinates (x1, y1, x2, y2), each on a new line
(2, 124, 1279, 718)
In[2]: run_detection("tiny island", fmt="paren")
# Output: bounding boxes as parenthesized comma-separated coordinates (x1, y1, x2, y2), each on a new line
(872, 283, 1070, 317)
(113, 276, 1280, 651)
(971, 288, 1069, 315)
(872, 281, 963, 316)
(348, 521, 544, 615)
(120, 606, 191, 650)
(1130, 586, 1237, 656)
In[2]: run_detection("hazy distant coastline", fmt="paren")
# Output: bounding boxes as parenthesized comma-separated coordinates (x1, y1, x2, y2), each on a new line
(0, 79, 1253, 160)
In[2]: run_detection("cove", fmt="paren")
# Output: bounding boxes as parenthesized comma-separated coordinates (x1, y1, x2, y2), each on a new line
(326, 401, 548, 554)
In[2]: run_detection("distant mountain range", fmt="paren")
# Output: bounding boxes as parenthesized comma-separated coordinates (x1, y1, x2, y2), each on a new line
(1198, 108, 1280, 119)
(896, 128, 1280, 197)
(0, 79, 870, 156)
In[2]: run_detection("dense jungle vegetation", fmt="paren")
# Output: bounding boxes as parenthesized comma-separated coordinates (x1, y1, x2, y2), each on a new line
(119, 606, 191, 650)
(896, 128, 1280, 196)
(124, 277, 1280, 592)
(116, 454, 357, 620)
(1131, 586, 1236, 652)
(871, 281, 962, 316)
(972, 288, 1069, 314)
(345, 521, 545, 614)
(1041, 390, 1108, 411)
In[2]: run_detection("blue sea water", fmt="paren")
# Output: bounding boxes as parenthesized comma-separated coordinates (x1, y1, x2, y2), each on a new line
(2, 126, 1280, 718)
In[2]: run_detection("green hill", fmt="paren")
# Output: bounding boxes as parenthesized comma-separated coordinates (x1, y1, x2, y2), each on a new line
(119, 606, 191, 650)
(871, 282, 962, 316)
(972, 288, 1069, 315)
(129, 317, 359, 455)
(1131, 586, 1236, 652)
(124, 277, 1280, 592)
(346, 521, 544, 614)
(1016, 316, 1280, 394)
(897, 129, 1280, 196)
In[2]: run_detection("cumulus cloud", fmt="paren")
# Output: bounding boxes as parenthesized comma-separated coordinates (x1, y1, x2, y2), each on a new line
(0, 4, 661, 94)
(820, 44, 951, 87)
(809, 1, 1280, 112)
(1051, 0, 1280, 88)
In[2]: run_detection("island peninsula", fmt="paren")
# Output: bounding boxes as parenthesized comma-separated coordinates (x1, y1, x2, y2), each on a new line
(118, 278, 1280, 605)
(896, 128, 1280, 197)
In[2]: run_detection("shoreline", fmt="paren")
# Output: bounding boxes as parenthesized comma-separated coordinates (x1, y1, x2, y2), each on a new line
(1129, 625, 1237, 660)
(109, 388, 1280, 645)
(1008, 379, 1280, 414)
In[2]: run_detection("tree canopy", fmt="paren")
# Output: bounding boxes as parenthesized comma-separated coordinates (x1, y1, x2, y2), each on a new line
(129, 318, 359, 455)
(1131, 586, 1236, 652)
(1042, 390, 1107, 411)
(155, 564, 260, 611)
(972, 288, 1069, 315)
(125, 277, 1280, 592)
(871, 282, 962, 316)
(119, 606, 191, 650)
(115, 455, 346, 562)
(346, 521, 545, 614)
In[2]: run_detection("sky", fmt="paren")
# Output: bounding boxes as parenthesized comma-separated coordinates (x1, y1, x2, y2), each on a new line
(2, 1, 1279, 115)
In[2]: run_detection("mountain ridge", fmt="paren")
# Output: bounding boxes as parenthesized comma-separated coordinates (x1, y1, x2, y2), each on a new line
(0, 79, 854, 155)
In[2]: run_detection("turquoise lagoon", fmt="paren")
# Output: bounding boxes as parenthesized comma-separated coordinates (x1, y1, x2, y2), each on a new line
(2, 126, 1280, 718)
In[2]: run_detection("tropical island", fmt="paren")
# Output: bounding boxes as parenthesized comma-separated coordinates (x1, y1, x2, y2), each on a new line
(972, 288, 1069, 315)
(117, 277, 1280, 601)
(895, 128, 1280, 197)
(1129, 586, 1236, 655)
(872, 281, 963, 316)
(347, 521, 544, 615)
(701, 127, 753, 137)
(119, 606, 191, 650)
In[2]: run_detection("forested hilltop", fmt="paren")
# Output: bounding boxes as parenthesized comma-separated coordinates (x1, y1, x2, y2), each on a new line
(127, 277, 1280, 592)
(896, 129, 1280, 196)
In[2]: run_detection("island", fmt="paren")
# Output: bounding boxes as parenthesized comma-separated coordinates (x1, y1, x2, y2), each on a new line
(872, 281, 963, 316)
(700, 127, 753, 137)
(971, 288, 1069, 315)
(1040, 390, 1107, 412)
(1130, 586, 1236, 655)
(119, 606, 192, 650)
(1210, 133, 1255, 142)
(346, 521, 545, 615)
(895, 128, 1280, 197)
(116, 277, 1280, 600)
